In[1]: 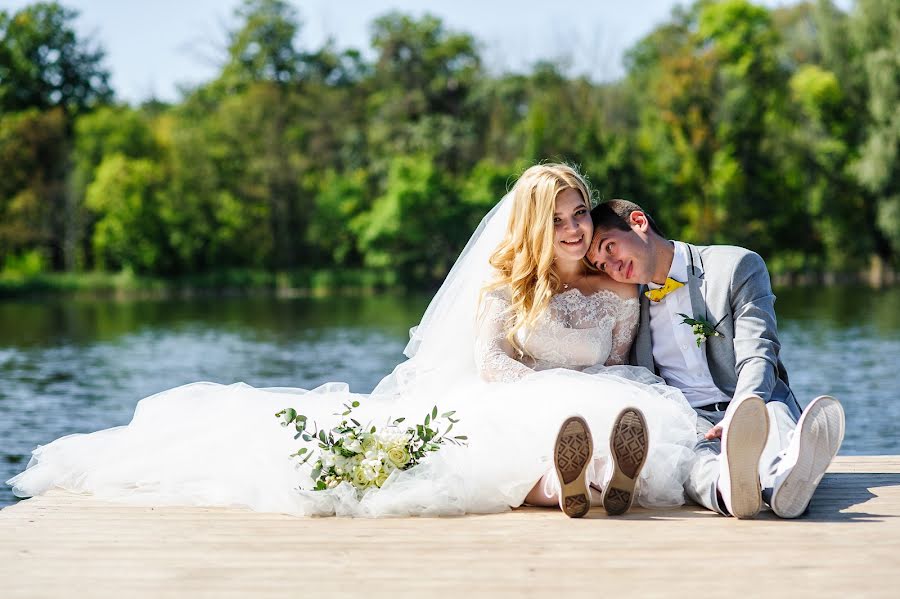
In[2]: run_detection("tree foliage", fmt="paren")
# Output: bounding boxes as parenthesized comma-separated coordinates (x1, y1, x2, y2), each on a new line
(0, 2, 111, 114)
(1, 0, 898, 284)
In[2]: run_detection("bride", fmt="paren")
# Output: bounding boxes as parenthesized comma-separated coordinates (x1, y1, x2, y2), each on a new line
(8, 163, 698, 518)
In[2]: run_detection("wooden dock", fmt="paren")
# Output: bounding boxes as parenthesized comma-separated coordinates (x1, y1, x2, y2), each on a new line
(2, 455, 898, 598)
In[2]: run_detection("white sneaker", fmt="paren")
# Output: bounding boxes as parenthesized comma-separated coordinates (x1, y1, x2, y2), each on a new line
(768, 395, 845, 519)
(718, 396, 769, 519)
(553, 415, 593, 518)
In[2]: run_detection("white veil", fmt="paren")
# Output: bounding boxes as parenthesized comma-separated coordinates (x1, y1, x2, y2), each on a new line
(371, 193, 514, 397)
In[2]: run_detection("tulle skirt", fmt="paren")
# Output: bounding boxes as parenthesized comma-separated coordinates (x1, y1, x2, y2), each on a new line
(8, 366, 698, 517)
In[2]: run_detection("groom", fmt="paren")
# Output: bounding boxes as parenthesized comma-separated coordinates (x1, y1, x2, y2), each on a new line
(586, 199, 845, 519)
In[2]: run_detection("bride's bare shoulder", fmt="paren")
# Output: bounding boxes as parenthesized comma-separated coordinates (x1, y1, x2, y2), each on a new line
(584, 273, 639, 301)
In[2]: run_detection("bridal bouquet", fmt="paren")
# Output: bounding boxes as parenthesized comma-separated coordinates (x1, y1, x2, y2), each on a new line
(276, 401, 466, 494)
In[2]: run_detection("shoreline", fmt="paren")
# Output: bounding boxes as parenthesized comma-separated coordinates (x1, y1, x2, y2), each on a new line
(0, 268, 407, 300)
(1, 268, 896, 300)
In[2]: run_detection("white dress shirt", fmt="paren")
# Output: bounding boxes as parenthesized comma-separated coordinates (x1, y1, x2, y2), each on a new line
(648, 242, 732, 409)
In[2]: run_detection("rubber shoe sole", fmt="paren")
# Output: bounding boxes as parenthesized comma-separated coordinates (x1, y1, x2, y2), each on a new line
(554, 416, 593, 518)
(721, 397, 768, 519)
(771, 396, 845, 519)
(602, 408, 648, 516)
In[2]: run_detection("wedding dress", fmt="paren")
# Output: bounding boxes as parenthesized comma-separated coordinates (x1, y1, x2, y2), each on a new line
(8, 195, 698, 517)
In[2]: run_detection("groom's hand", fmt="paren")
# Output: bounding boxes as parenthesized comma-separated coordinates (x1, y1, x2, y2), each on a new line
(705, 425, 723, 440)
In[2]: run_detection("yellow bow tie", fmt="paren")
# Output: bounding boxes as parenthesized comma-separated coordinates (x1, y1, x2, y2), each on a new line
(645, 278, 685, 302)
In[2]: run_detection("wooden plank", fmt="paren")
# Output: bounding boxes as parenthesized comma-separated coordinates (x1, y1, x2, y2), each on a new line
(1, 456, 898, 598)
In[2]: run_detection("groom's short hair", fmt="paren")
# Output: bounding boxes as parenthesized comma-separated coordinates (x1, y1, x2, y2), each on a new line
(591, 199, 665, 238)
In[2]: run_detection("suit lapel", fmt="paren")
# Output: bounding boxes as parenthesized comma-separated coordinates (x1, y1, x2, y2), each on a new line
(688, 245, 729, 390)
(686, 243, 708, 322)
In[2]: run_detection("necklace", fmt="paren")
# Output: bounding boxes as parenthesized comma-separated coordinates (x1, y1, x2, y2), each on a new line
(560, 273, 586, 290)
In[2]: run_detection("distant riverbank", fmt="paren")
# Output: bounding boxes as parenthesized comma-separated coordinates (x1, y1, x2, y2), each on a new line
(770, 260, 898, 289)
(0, 269, 403, 300)
(1, 266, 896, 300)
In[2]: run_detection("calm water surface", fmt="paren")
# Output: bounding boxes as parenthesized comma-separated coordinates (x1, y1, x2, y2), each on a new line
(1, 287, 898, 506)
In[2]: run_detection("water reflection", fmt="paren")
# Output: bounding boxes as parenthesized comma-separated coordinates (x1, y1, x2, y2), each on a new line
(1, 286, 897, 507)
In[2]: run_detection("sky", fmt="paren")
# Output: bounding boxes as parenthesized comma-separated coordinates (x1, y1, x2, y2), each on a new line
(4, 0, 855, 104)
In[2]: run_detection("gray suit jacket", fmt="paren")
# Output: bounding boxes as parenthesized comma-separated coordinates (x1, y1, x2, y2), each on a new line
(630, 243, 802, 420)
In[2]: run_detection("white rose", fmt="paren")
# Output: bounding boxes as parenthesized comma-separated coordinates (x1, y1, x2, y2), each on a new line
(386, 445, 410, 468)
(361, 434, 378, 452)
(352, 467, 370, 488)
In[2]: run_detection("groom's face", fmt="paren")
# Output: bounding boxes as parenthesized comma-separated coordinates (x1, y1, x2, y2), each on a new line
(587, 213, 655, 284)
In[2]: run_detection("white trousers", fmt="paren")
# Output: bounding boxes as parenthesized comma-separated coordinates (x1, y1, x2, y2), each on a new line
(685, 402, 796, 515)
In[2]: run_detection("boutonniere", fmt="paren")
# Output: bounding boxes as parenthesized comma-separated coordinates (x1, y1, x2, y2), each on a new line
(677, 313, 725, 347)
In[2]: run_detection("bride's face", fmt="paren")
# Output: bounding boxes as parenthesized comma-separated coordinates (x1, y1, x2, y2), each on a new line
(553, 188, 592, 263)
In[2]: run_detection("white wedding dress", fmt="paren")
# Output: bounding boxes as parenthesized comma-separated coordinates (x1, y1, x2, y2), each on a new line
(8, 196, 698, 517)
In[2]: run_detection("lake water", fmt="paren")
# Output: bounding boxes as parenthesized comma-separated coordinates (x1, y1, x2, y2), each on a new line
(2, 286, 898, 507)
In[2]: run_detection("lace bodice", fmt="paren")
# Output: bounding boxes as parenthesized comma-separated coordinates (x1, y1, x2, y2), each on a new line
(475, 287, 640, 383)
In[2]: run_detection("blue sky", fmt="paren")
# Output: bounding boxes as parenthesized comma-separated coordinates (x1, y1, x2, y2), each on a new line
(5, 0, 854, 104)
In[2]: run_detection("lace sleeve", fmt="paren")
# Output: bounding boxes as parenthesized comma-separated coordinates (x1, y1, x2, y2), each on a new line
(474, 291, 535, 383)
(606, 296, 639, 366)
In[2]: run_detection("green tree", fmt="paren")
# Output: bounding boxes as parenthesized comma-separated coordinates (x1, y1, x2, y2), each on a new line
(72, 106, 160, 268)
(0, 2, 112, 114)
(367, 14, 483, 177)
(0, 2, 112, 271)
(354, 154, 467, 283)
(218, 0, 302, 93)
(849, 0, 900, 260)
(306, 169, 369, 265)
(0, 109, 67, 264)
(85, 155, 169, 273)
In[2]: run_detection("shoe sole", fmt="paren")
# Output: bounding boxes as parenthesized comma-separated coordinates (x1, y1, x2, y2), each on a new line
(723, 397, 768, 519)
(554, 416, 593, 518)
(602, 408, 648, 516)
(771, 396, 845, 519)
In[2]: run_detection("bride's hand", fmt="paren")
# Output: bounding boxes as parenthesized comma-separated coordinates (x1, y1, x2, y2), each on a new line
(704, 424, 723, 440)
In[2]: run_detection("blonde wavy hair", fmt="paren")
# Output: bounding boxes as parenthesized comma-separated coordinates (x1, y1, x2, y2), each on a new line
(481, 163, 594, 358)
